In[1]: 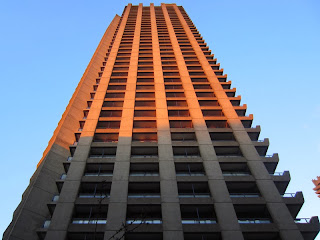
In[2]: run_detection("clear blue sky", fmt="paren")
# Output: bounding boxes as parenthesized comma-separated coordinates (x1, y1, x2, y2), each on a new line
(1, 0, 319, 238)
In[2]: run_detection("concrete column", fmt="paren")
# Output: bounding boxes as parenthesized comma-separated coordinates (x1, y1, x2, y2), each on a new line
(104, 3, 142, 240)
(172, 5, 303, 240)
(163, 4, 243, 240)
(150, 4, 184, 240)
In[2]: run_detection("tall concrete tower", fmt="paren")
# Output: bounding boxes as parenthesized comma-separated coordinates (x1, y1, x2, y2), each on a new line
(4, 3, 319, 240)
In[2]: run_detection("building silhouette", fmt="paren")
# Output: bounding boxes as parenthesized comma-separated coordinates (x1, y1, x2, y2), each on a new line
(4, 3, 320, 240)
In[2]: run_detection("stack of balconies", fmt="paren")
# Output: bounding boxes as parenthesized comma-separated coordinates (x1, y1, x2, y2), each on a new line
(34, 4, 319, 240)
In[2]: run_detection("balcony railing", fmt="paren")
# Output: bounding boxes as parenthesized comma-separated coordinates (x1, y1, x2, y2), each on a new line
(282, 193, 297, 197)
(128, 193, 160, 198)
(131, 155, 158, 158)
(230, 193, 260, 198)
(179, 193, 211, 198)
(126, 219, 162, 224)
(78, 194, 110, 198)
(174, 155, 200, 158)
(222, 172, 250, 176)
(84, 173, 113, 177)
(270, 172, 284, 176)
(238, 218, 271, 224)
(176, 172, 205, 176)
(129, 172, 159, 176)
(72, 219, 107, 224)
(217, 155, 243, 158)
(182, 219, 217, 224)
(294, 218, 312, 223)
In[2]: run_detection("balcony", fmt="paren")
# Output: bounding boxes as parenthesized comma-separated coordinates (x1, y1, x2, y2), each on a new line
(227, 181, 261, 203)
(78, 182, 111, 199)
(173, 146, 200, 158)
(135, 100, 155, 108)
(254, 138, 269, 156)
(68, 204, 108, 233)
(175, 163, 205, 176)
(133, 120, 157, 129)
(282, 192, 304, 218)
(84, 163, 114, 177)
(167, 100, 188, 107)
(126, 205, 162, 232)
(129, 163, 159, 182)
(132, 132, 157, 142)
(131, 147, 158, 159)
(190, 78, 208, 83)
(235, 205, 276, 233)
(171, 132, 195, 143)
(166, 92, 186, 98)
(102, 100, 124, 108)
(295, 217, 320, 240)
(271, 171, 290, 194)
(135, 92, 155, 98)
(203, 110, 224, 117)
(107, 85, 126, 91)
(168, 110, 190, 117)
(96, 121, 120, 129)
(128, 182, 160, 198)
(215, 146, 243, 157)
(99, 110, 122, 118)
(136, 84, 154, 90)
(105, 92, 125, 99)
(93, 133, 119, 143)
(170, 120, 193, 129)
(89, 147, 116, 158)
(181, 205, 219, 232)
(178, 182, 211, 203)
(134, 110, 156, 118)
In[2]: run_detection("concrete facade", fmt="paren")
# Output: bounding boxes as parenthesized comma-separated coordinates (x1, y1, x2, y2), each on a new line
(3, 3, 320, 240)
